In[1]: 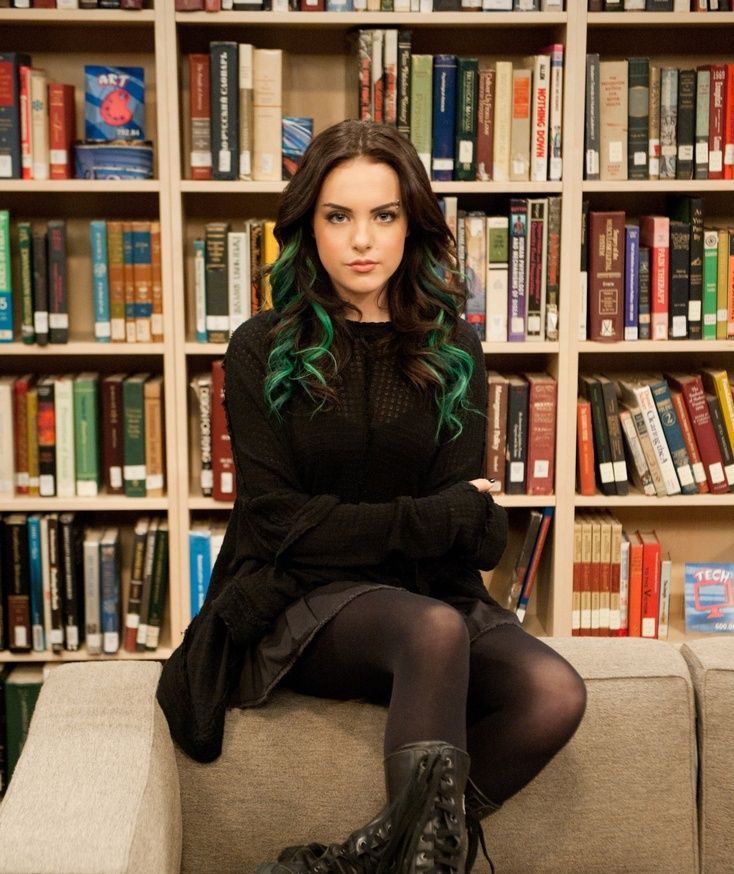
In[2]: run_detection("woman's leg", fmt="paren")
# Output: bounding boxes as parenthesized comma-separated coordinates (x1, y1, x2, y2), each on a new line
(283, 587, 471, 755)
(465, 624, 587, 806)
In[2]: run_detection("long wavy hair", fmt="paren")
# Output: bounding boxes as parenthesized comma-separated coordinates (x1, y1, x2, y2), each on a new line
(263, 119, 477, 441)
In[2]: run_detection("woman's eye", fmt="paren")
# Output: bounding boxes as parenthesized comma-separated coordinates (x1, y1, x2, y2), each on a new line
(376, 211, 399, 223)
(327, 212, 348, 224)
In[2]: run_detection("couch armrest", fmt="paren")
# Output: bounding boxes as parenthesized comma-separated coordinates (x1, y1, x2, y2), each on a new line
(0, 661, 181, 874)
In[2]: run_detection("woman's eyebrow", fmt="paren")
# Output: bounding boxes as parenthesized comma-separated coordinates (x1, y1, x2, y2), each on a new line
(320, 200, 401, 213)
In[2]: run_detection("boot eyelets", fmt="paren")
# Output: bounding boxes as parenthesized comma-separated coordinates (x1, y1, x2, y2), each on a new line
(355, 838, 367, 853)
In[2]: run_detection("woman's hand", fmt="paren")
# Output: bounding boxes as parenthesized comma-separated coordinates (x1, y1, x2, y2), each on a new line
(468, 478, 494, 493)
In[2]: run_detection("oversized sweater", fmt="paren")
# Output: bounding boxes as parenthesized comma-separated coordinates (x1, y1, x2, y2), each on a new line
(156, 311, 508, 763)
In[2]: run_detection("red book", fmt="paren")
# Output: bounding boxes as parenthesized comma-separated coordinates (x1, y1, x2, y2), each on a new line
(101, 374, 125, 495)
(671, 388, 709, 493)
(175, 0, 205, 8)
(708, 64, 726, 180)
(524, 372, 556, 496)
(588, 211, 625, 341)
(640, 215, 670, 341)
(485, 371, 508, 494)
(205, 0, 221, 10)
(48, 82, 75, 180)
(211, 359, 235, 502)
(627, 531, 644, 638)
(638, 529, 661, 639)
(299, 0, 325, 8)
(724, 63, 734, 180)
(12, 375, 33, 496)
(188, 54, 212, 181)
(576, 396, 596, 496)
(666, 372, 729, 495)
(19, 66, 33, 180)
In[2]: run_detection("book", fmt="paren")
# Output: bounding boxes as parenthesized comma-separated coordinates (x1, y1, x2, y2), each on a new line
(524, 372, 556, 496)
(638, 529, 661, 639)
(599, 59, 628, 180)
(576, 396, 596, 496)
(588, 211, 625, 341)
(504, 374, 529, 495)
(253, 48, 283, 182)
(501, 509, 543, 612)
(516, 506, 554, 623)
(4, 665, 44, 785)
(684, 563, 734, 633)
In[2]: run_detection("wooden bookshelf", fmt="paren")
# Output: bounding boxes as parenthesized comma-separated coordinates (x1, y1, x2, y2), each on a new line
(2, 4, 734, 661)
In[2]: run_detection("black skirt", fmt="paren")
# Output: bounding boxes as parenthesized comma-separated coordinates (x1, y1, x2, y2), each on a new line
(231, 581, 521, 708)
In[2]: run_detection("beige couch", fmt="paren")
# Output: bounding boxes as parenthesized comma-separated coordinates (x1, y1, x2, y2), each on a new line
(0, 636, 732, 874)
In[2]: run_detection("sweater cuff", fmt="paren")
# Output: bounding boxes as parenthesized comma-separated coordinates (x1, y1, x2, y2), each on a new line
(211, 578, 271, 647)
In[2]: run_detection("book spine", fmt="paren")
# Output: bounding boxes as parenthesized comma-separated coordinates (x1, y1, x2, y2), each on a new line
(48, 82, 75, 180)
(123, 223, 136, 343)
(624, 224, 640, 340)
(189, 530, 212, 619)
(529, 53, 550, 182)
(639, 531, 661, 639)
(132, 221, 153, 343)
(145, 520, 169, 650)
(123, 375, 147, 498)
(638, 246, 651, 339)
(576, 397, 596, 497)
(83, 529, 102, 655)
(525, 199, 547, 341)
(659, 67, 678, 179)
(32, 229, 49, 346)
(54, 376, 75, 498)
(454, 57, 479, 182)
(676, 67, 696, 180)
(486, 218, 509, 343)
(599, 59, 628, 181)
(151, 222, 163, 342)
(508, 199, 527, 342)
(640, 215, 670, 340)
(694, 67, 710, 180)
(107, 221, 126, 342)
(59, 513, 83, 651)
(476, 69, 494, 181)
(227, 230, 250, 336)
(627, 57, 649, 179)
(123, 517, 150, 652)
(486, 372, 508, 492)
(100, 530, 121, 654)
(397, 30, 412, 139)
(525, 374, 556, 496)
(463, 214, 486, 339)
(383, 30, 398, 127)
(545, 196, 561, 341)
(579, 375, 615, 496)
(27, 515, 44, 650)
(707, 393, 734, 489)
(74, 374, 100, 497)
(510, 66, 531, 181)
(648, 64, 661, 179)
(211, 360, 236, 501)
(585, 53, 601, 180)
(409, 54, 433, 178)
(253, 49, 283, 181)
(546, 44, 564, 181)
(493, 61, 513, 182)
(205, 222, 230, 343)
(90, 220, 111, 342)
(649, 378, 697, 493)
(431, 55, 457, 181)
(189, 53, 212, 180)
(0, 53, 32, 178)
(238, 44, 254, 181)
(634, 383, 682, 495)
(619, 408, 655, 496)
(0, 210, 12, 342)
(143, 377, 165, 497)
(210, 42, 239, 180)
(702, 228, 719, 339)
(37, 379, 56, 497)
(708, 64, 726, 179)
(671, 389, 708, 492)
(674, 374, 729, 493)
(668, 220, 690, 338)
(17, 222, 33, 344)
(588, 211, 625, 341)
(47, 220, 69, 344)
(505, 378, 529, 495)
(3, 517, 32, 652)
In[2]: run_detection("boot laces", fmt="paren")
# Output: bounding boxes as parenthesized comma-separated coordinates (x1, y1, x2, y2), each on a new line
(465, 814, 495, 874)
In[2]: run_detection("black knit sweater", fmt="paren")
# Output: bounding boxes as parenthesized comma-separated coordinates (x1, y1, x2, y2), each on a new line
(157, 311, 508, 762)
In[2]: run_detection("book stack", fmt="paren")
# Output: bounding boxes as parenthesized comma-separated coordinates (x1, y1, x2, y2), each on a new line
(440, 196, 561, 342)
(490, 506, 554, 623)
(572, 511, 671, 640)
(0, 512, 169, 656)
(186, 44, 284, 181)
(189, 516, 228, 619)
(356, 33, 564, 182)
(580, 198, 734, 342)
(585, 55, 734, 182)
(0, 213, 164, 345)
(485, 371, 557, 496)
(190, 362, 235, 503)
(0, 372, 165, 499)
(175, 1, 564, 13)
(192, 219, 277, 342)
(576, 369, 734, 498)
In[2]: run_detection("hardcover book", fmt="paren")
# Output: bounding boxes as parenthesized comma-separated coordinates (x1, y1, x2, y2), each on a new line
(685, 563, 734, 633)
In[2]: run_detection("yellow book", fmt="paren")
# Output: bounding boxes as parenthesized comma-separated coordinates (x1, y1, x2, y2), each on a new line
(701, 367, 734, 460)
(260, 220, 278, 312)
(143, 375, 165, 498)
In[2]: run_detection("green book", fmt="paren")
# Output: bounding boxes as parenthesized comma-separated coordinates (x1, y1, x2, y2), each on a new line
(409, 54, 433, 179)
(0, 210, 12, 343)
(702, 229, 719, 341)
(145, 518, 169, 651)
(454, 57, 479, 182)
(4, 665, 44, 787)
(73, 372, 100, 497)
(17, 222, 34, 344)
(123, 373, 149, 498)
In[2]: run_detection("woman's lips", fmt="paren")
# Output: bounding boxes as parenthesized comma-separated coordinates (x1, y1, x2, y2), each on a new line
(348, 261, 377, 273)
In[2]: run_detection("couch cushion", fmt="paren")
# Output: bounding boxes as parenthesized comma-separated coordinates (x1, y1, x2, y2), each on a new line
(0, 661, 181, 874)
(176, 637, 698, 874)
(680, 638, 734, 874)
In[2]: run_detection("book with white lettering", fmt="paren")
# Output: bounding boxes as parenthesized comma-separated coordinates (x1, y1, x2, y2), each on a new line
(684, 563, 734, 634)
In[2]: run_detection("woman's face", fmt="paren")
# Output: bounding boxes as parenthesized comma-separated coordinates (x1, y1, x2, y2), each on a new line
(312, 156, 408, 319)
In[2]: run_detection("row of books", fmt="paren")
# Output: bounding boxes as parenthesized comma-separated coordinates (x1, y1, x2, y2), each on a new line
(0, 664, 53, 796)
(190, 363, 235, 502)
(589, 0, 730, 9)
(0, 512, 169, 656)
(571, 512, 671, 639)
(0, 214, 164, 345)
(576, 369, 734, 498)
(0, 372, 166, 499)
(581, 199, 734, 342)
(485, 371, 557, 496)
(490, 506, 554, 622)
(176, 0, 563, 11)
(356, 34, 564, 183)
(0, 56, 148, 180)
(4, 1, 144, 9)
(441, 196, 560, 342)
(585, 57, 734, 182)
(189, 516, 226, 618)
(193, 220, 275, 343)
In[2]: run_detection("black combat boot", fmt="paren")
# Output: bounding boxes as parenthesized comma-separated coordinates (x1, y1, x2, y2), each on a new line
(463, 778, 500, 874)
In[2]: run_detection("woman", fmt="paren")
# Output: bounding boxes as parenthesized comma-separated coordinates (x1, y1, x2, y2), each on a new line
(157, 120, 586, 874)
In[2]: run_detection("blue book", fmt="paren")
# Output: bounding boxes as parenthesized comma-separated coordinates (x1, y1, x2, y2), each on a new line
(90, 220, 111, 342)
(189, 526, 212, 620)
(431, 55, 457, 182)
(132, 224, 152, 322)
(326, 0, 353, 8)
(684, 563, 734, 634)
(0, 210, 12, 342)
(27, 514, 45, 652)
(123, 225, 135, 333)
(648, 375, 698, 495)
(516, 507, 554, 623)
(100, 527, 122, 654)
(624, 225, 640, 341)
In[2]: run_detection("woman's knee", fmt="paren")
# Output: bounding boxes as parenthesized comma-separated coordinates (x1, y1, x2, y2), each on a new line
(532, 659, 587, 745)
(404, 601, 470, 664)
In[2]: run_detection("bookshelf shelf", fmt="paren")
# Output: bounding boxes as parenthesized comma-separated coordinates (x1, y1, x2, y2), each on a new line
(0, 647, 172, 664)
(481, 341, 560, 354)
(0, 180, 161, 193)
(0, 497, 170, 513)
(174, 11, 568, 28)
(1, 342, 166, 356)
(575, 493, 734, 508)
(578, 340, 734, 353)
(587, 12, 734, 28)
(0, 9, 156, 26)
(582, 180, 734, 193)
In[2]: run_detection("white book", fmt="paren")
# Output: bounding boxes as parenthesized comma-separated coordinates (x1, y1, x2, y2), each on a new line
(238, 44, 254, 181)
(29, 68, 49, 181)
(442, 196, 458, 249)
(578, 271, 588, 340)
(395, 0, 410, 8)
(541, 0, 563, 7)
(486, 216, 509, 343)
(227, 230, 251, 336)
(545, 44, 564, 181)
(194, 239, 207, 342)
(53, 374, 75, 499)
(617, 376, 681, 496)
(493, 61, 513, 183)
(658, 555, 672, 640)
(57, 0, 80, 7)
(618, 408, 656, 497)
(619, 532, 630, 637)
(529, 54, 550, 183)
(83, 527, 105, 656)
(510, 66, 532, 181)
(0, 376, 15, 496)
(624, 0, 645, 8)
(253, 49, 283, 182)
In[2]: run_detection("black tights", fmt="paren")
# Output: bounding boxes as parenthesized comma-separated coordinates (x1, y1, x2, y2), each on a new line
(283, 588, 587, 806)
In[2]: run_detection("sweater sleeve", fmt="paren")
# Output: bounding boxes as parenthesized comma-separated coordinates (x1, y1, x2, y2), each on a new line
(216, 315, 492, 573)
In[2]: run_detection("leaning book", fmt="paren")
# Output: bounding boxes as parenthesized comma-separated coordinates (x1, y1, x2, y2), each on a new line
(684, 563, 734, 634)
